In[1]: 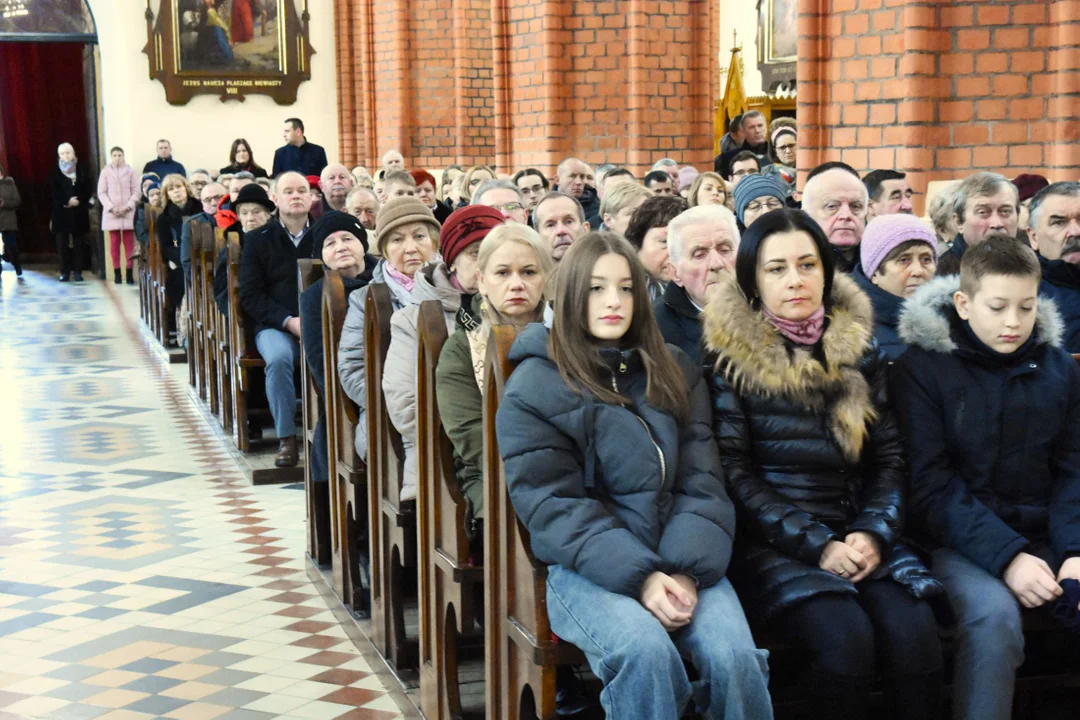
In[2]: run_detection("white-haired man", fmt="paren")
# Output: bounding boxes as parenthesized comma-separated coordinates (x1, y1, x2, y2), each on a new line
(802, 162, 868, 273)
(320, 163, 355, 213)
(382, 150, 405, 175)
(654, 204, 740, 365)
(472, 179, 528, 224)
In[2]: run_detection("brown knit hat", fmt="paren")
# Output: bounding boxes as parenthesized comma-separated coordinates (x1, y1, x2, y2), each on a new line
(374, 196, 441, 255)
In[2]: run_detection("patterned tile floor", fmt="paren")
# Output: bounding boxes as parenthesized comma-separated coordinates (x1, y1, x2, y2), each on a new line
(0, 270, 408, 720)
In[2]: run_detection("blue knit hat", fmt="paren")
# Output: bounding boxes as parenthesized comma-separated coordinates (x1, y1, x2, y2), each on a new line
(733, 174, 787, 225)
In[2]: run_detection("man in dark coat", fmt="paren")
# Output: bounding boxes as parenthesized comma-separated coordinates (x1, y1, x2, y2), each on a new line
(893, 238, 1080, 720)
(142, 139, 186, 179)
(238, 171, 314, 467)
(553, 157, 601, 230)
(935, 171, 1019, 276)
(1027, 181, 1080, 352)
(802, 162, 867, 274)
(272, 118, 328, 178)
(654, 204, 739, 366)
(714, 110, 771, 179)
(298, 212, 376, 566)
(214, 183, 276, 316)
(180, 182, 226, 284)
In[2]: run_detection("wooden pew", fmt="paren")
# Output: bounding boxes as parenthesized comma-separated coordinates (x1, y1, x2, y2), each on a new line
(322, 270, 367, 608)
(417, 301, 483, 720)
(365, 281, 419, 679)
(213, 230, 233, 434)
(185, 226, 204, 393)
(298, 259, 326, 565)
(482, 325, 585, 720)
(196, 225, 222, 420)
(225, 233, 269, 452)
(146, 208, 163, 343)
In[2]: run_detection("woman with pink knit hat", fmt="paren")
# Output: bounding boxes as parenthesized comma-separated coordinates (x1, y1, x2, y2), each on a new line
(852, 213, 939, 359)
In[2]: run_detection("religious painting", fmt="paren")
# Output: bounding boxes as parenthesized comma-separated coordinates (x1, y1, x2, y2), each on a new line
(144, 0, 315, 105)
(756, 0, 797, 92)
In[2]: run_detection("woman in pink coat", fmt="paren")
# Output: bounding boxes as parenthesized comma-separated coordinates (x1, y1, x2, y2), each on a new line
(97, 147, 141, 284)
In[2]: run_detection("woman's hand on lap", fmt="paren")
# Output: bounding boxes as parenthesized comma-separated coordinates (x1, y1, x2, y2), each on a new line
(819, 540, 867, 581)
(844, 532, 881, 583)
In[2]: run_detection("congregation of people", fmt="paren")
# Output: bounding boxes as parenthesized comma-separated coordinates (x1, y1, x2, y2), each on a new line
(14, 109, 1080, 720)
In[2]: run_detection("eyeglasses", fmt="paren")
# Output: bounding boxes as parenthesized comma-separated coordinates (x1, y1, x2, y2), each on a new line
(521, 185, 545, 195)
(732, 168, 759, 178)
(492, 202, 525, 214)
(745, 199, 784, 213)
(203, 194, 226, 204)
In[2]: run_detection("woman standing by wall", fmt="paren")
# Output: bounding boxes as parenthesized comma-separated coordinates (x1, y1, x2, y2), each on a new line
(50, 142, 93, 282)
(98, 147, 141, 285)
(0, 162, 22, 278)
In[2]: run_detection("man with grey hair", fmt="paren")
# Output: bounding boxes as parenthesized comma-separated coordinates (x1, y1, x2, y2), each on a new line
(227, 171, 255, 204)
(936, 171, 1020, 275)
(651, 158, 679, 185)
(188, 169, 212, 198)
(555, 157, 600, 230)
(320, 163, 355, 213)
(180, 181, 227, 283)
(533, 191, 589, 261)
(802, 162, 869, 273)
(654, 204, 740, 365)
(382, 149, 405, 175)
(1028, 181, 1080, 351)
(472, 179, 527, 224)
(345, 185, 379, 233)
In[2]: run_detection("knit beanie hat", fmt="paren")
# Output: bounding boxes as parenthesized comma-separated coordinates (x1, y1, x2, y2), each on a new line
(374, 196, 441, 255)
(310, 211, 368, 258)
(860, 214, 938, 279)
(233, 183, 276, 214)
(1013, 173, 1049, 203)
(677, 166, 700, 192)
(439, 206, 505, 267)
(733, 174, 787, 224)
(305, 175, 322, 192)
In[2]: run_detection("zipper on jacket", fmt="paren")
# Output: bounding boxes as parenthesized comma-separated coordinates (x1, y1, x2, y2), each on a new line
(635, 416, 666, 482)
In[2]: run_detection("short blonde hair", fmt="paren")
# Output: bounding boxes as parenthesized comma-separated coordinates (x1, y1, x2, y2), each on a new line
(600, 181, 651, 219)
(477, 223, 554, 323)
(160, 174, 193, 203)
(461, 165, 496, 203)
(687, 172, 728, 208)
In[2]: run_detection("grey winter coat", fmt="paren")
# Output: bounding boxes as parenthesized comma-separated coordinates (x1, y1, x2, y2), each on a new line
(0, 177, 20, 232)
(383, 263, 464, 493)
(337, 259, 416, 458)
(497, 324, 737, 598)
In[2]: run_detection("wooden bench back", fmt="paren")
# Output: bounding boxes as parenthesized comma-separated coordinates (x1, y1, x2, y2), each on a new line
(365, 281, 406, 509)
(226, 233, 260, 370)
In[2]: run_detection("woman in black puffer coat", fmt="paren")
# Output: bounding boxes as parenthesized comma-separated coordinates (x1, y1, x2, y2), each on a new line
(704, 209, 944, 720)
(498, 233, 772, 720)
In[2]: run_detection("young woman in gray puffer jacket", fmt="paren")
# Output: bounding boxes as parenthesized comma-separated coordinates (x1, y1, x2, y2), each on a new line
(497, 232, 773, 720)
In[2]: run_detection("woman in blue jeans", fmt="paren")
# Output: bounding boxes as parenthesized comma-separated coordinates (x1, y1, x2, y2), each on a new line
(496, 232, 772, 720)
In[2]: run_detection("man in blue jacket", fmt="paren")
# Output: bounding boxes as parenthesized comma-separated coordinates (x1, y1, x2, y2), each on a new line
(142, 139, 186, 179)
(272, 118, 328, 178)
(1027, 181, 1080, 353)
(893, 236, 1080, 720)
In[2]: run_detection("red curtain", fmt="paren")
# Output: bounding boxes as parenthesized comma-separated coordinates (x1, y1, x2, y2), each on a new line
(0, 42, 90, 257)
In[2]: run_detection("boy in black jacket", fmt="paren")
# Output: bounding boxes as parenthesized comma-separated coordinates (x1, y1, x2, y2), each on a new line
(893, 235, 1080, 720)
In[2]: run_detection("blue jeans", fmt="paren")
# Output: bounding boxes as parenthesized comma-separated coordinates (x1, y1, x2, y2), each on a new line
(546, 565, 772, 720)
(255, 328, 300, 439)
(932, 548, 1024, 720)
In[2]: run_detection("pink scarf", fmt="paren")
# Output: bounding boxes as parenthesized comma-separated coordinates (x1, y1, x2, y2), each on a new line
(763, 304, 826, 346)
(384, 262, 416, 293)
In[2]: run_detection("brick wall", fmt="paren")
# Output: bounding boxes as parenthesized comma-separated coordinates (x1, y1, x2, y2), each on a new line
(799, 0, 1080, 213)
(336, 0, 718, 178)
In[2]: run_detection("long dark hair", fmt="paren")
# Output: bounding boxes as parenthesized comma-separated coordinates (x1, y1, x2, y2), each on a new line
(550, 232, 688, 420)
(229, 138, 264, 173)
(734, 208, 835, 308)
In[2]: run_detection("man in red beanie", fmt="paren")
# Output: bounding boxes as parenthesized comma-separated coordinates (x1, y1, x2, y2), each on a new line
(1013, 173, 1049, 234)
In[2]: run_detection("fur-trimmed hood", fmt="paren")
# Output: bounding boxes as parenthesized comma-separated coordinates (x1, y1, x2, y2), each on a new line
(703, 272, 876, 461)
(898, 275, 1064, 353)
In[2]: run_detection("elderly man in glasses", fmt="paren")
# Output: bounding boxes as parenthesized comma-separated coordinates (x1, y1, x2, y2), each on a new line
(471, 179, 528, 225)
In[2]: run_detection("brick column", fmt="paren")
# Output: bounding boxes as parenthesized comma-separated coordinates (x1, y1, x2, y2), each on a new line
(337, 0, 719, 177)
(799, 0, 1079, 212)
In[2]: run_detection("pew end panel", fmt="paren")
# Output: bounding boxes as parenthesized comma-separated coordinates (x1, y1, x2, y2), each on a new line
(365, 281, 419, 680)
(298, 260, 327, 566)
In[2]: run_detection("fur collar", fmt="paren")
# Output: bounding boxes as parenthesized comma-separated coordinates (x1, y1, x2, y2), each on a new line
(703, 273, 876, 462)
(898, 275, 1064, 353)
